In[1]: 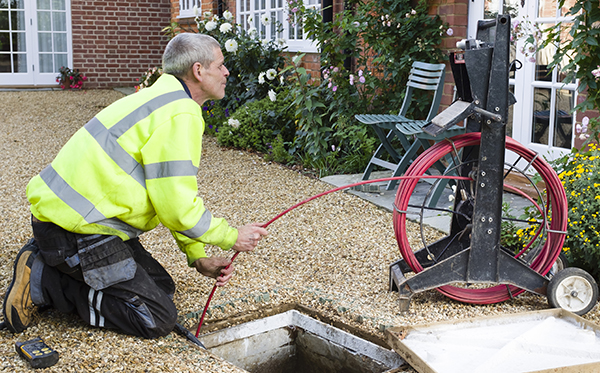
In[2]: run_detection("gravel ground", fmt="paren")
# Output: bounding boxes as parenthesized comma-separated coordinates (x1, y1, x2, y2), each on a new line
(1, 90, 599, 372)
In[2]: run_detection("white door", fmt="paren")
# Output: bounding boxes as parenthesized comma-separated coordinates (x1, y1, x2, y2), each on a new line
(468, 0, 577, 164)
(0, 0, 71, 86)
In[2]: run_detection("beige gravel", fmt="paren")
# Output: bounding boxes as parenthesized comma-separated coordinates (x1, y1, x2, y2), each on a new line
(0, 89, 599, 372)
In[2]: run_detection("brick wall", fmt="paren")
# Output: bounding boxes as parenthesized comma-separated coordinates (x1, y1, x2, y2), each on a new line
(429, 0, 469, 110)
(71, 0, 172, 89)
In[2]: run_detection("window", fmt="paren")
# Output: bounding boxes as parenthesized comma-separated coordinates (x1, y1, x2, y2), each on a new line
(237, 0, 319, 52)
(179, 0, 201, 18)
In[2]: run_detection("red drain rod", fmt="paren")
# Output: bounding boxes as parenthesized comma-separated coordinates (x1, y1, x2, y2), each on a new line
(194, 174, 472, 337)
(394, 133, 568, 304)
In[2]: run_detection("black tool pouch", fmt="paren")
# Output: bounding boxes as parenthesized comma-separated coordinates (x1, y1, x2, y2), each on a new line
(77, 235, 137, 291)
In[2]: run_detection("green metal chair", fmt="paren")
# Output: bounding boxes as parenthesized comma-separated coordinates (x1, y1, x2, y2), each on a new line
(355, 61, 447, 190)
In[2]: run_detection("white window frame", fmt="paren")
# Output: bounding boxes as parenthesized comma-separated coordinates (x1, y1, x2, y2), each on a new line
(179, 0, 201, 19)
(236, 0, 319, 53)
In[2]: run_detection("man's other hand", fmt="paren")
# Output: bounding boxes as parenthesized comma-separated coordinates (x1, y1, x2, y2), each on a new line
(232, 223, 269, 253)
(193, 257, 234, 286)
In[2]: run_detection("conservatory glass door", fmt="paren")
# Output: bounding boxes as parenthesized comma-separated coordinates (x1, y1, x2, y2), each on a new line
(0, 0, 71, 86)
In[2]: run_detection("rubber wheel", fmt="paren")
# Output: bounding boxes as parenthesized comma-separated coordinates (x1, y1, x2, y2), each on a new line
(548, 252, 569, 279)
(547, 267, 598, 315)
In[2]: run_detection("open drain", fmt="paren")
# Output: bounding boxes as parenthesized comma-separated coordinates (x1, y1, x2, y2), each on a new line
(199, 310, 404, 373)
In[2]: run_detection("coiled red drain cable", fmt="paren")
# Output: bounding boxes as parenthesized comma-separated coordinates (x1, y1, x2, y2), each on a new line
(394, 133, 568, 304)
(194, 174, 471, 336)
(195, 133, 568, 336)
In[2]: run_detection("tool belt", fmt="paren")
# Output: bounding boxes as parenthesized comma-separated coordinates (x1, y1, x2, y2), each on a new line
(31, 217, 136, 290)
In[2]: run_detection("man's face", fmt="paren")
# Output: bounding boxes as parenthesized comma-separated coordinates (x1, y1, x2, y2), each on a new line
(200, 48, 229, 101)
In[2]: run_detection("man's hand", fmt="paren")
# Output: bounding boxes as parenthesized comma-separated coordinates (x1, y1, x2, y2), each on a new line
(231, 223, 269, 253)
(193, 257, 234, 286)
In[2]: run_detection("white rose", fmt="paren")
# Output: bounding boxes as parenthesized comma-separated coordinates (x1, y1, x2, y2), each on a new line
(248, 27, 258, 37)
(223, 10, 233, 21)
(261, 14, 271, 26)
(220, 22, 232, 33)
(266, 68, 277, 80)
(228, 118, 240, 128)
(225, 39, 238, 53)
(205, 21, 217, 31)
(247, 15, 254, 25)
(268, 89, 276, 102)
(258, 72, 266, 84)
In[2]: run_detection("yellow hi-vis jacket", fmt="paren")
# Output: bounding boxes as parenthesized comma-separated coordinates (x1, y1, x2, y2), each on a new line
(27, 74, 238, 266)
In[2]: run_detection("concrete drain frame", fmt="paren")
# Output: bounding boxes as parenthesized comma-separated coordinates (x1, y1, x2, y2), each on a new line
(198, 304, 405, 373)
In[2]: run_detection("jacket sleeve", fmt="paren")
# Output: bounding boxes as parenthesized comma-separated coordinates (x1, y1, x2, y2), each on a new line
(140, 110, 238, 266)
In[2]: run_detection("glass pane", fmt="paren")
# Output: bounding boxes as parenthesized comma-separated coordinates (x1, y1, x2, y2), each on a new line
(38, 32, 52, 51)
(535, 33, 553, 82)
(270, 12, 275, 39)
(0, 10, 8, 30)
(14, 0, 25, 8)
(254, 0, 258, 10)
(13, 52, 26, 72)
(553, 89, 574, 148)
(560, 0, 577, 16)
(38, 11, 51, 31)
(0, 1, 8, 10)
(261, 0, 265, 10)
(246, 0, 250, 12)
(503, 0, 519, 18)
(538, 0, 557, 18)
(52, 12, 66, 32)
(53, 32, 65, 51)
(532, 88, 552, 145)
(54, 53, 66, 72)
(296, 18, 302, 39)
(12, 31, 25, 51)
(0, 31, 8, 51)
(271, 0, 274, 8)
(0, 53, 10, 71)
(506, 85, 515, 138)
(37, 0, 51, 10)
(484, 0, 500, 19)
(558, 22, 575, 83)
(38, 53, 52, 72)
(52, 0, 65, 11)
(11, 10, 26, 30)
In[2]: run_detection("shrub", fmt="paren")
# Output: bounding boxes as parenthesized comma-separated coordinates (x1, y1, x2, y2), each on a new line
(553, 144, 600, 280)
(216, 89, 295, 155)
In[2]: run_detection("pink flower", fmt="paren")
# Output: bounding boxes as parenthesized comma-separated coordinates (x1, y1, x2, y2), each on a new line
(349, 74, 354, 85)
(359, 76, 365, 83)
(332, 85, 337, 92)
(446, 28, 454, 36)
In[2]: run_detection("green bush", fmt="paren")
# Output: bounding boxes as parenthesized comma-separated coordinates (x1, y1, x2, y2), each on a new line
(553, 144, 600, 280)
(216, 90, 295, 155)
(282, 0, 448, 174)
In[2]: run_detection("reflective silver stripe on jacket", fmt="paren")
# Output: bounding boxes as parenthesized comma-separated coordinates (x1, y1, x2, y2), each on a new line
(40, 165, 106, 223)
(145, 160, 198, 179)
(178, 209, 213, 239)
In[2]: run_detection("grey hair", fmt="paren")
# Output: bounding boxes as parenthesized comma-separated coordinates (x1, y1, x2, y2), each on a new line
(162, 33, 221, 78)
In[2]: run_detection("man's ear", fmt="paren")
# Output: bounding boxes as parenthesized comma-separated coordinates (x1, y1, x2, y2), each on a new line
(191, 62, 203, 83)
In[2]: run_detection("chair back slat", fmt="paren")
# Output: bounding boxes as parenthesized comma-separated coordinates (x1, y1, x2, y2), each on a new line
(398, 61, 446, 121)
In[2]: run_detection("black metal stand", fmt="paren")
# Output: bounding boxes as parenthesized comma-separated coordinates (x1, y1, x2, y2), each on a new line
(389, 15, 550, 311)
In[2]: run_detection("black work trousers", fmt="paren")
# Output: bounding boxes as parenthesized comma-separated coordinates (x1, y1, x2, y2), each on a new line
(31, 220, 178, 339)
